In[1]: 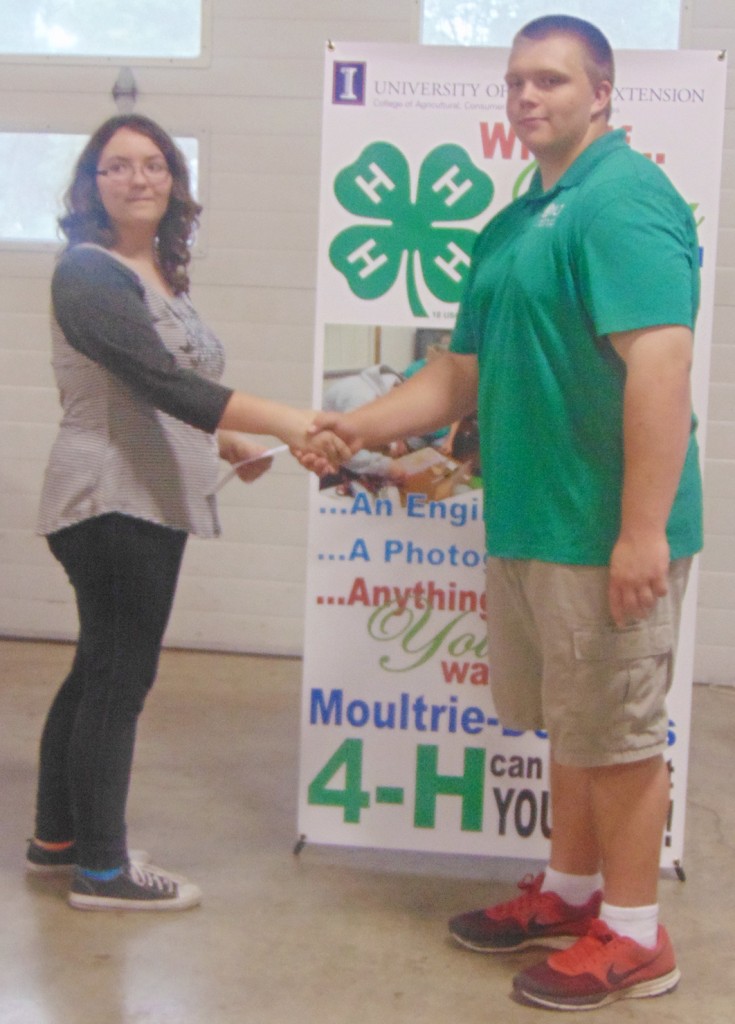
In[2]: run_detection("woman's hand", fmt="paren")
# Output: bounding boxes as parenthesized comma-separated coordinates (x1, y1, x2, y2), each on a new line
(218, 431, 274, 483)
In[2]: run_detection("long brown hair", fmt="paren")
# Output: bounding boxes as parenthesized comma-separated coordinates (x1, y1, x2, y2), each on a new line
(59, 114, 201, 294)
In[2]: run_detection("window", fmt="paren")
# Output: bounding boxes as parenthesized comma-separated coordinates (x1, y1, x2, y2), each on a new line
(0, 133, 199, 243)
(2, 0, 204, 59)
(421, 1, 682, 49)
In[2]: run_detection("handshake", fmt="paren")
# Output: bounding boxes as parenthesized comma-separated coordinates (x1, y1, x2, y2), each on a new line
(293, 410, 364, 475)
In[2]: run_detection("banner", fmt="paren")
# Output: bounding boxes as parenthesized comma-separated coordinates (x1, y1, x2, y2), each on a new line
(298, 42, 727, 866)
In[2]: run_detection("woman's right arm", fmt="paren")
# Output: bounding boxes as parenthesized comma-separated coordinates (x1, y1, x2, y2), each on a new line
(52, 247, 349, 461)
(52, 246, 232, 433)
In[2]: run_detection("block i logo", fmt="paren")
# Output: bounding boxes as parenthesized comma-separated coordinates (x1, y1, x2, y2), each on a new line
(333, 62, 366, 105)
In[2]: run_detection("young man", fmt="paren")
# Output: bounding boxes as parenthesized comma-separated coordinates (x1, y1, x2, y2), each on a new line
(310, 14, 701, 1010)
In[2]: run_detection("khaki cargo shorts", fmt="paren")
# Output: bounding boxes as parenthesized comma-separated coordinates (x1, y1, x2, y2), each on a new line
(484, 557, 692, 767)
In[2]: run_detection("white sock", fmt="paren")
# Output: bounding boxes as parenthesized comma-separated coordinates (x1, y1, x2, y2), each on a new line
(600, 901, 659, 949)
(541, 866, 603, 906)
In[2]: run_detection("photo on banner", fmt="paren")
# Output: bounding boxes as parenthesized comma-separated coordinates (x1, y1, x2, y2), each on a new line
(298, 42, 727, 866)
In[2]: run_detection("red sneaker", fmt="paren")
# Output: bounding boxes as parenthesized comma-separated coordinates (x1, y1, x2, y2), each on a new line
(513, 919, 681, 1010)
(448, 873, 602, 953)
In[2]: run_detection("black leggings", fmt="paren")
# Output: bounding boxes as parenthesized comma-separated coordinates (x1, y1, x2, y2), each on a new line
(35, 513, 187, 870)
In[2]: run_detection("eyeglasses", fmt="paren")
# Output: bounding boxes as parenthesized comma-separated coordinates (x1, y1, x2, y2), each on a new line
(96, 158, 171, 183)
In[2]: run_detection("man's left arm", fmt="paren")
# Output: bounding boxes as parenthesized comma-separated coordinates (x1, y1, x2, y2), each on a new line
(608, 325, 694, 627)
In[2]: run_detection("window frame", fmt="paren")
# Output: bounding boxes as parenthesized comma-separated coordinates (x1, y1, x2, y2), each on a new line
(0, 128, 209, 255)
(0, 0, 212, 67)
(418, 0, 688, 50)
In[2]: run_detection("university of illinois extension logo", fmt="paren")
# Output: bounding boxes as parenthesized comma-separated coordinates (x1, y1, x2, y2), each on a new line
(333, 61, 366, 105)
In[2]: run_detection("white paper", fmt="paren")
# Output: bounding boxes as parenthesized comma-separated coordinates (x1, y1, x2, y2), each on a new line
(210, 444, 288, 494)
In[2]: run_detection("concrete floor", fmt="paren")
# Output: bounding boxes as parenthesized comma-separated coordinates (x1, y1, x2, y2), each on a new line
(0, 638, 733, 1024)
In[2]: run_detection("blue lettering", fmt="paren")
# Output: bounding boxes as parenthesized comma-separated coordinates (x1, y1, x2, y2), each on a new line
(349, 538, 370, 561)
(310, 687, 343, 725)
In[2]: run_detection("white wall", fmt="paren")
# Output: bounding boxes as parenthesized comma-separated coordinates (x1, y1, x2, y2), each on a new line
(683, 0, 735, 684)
(0, 0, 420, 657)
(0, 0, 733, 683)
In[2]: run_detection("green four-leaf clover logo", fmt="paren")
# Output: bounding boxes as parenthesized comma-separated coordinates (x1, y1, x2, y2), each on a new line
(329, 142, 494, 317)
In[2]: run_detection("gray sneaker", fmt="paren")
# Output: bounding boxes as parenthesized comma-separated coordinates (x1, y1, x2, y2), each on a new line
(69, 861, 201, 911)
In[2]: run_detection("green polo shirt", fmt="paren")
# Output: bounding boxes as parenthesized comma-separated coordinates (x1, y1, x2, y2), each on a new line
(451, 129, 703, 564)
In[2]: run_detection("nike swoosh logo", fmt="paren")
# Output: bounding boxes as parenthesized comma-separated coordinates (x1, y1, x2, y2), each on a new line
(606, 957, 658, 987)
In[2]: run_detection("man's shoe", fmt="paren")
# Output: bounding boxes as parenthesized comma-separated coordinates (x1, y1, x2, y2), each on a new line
(448, 873, 602, 952)
(68, 862, 201, 911)
(512, 919, 680, 1010)
(26, 840, 149, 875)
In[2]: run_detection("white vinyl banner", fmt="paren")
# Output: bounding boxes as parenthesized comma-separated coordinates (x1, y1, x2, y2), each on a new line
(298, 43, 727, 866)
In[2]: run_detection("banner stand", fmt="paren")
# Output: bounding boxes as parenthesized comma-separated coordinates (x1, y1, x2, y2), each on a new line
(297, 42, 726, 875)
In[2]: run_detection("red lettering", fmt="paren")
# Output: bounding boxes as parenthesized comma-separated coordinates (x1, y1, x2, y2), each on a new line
(479, 122, 530, 160)
(441, 660, 469, 683)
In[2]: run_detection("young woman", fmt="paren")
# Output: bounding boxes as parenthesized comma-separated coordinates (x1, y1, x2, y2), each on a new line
(26, 114, 344, 911)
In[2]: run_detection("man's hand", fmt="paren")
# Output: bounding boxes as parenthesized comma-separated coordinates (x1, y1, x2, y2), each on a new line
(607, 325, 693, 628)
(308, 410, 365, 453)
(292, 411, 365, 476)
(608, 532, 670, 627)
(297, 425, 353, 471)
